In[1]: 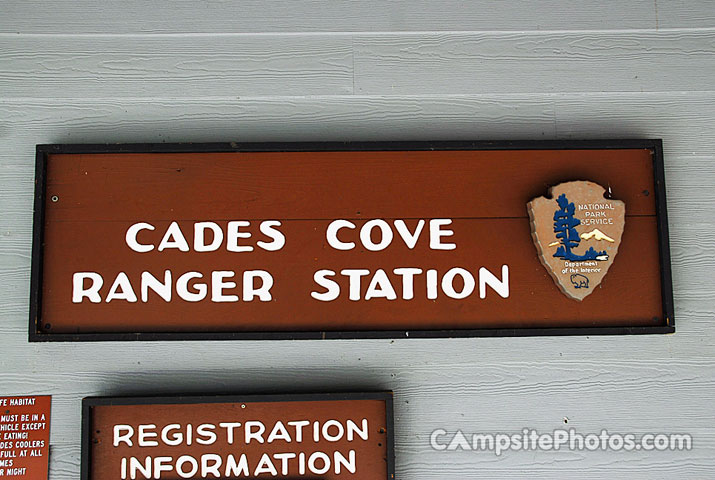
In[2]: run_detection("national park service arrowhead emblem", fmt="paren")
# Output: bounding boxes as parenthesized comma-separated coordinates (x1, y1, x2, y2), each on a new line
(527, 181, 625, 301)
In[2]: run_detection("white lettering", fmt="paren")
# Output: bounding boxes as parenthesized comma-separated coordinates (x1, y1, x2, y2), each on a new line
(429, 219, 456, 250)
(392, 268, 422, 300)
(226, 221, 253, 252)
(193, 222, 223, 252)
(113, 425, 134, 447)
(140, 270, 171, 302)
(442, 267, 475, 299)
(340, 269, 370, 301)
(311, 270, 340, 301)
(126, 223, 155, 252)
(364, 269, 397, 300)
(256, 220, 286, 251)
(138, 425, 158, 447)
(176, 272, 207, 302)
(394, 219, 425, 249)
(105, 272, 138, 303)
(360, 219, 393, 251)
(242, 270, 273, 301)
(72, 272, 103, 303)
(479, 265, 510, 299)
(211, 271, 239, 302)
(157, 222, 190, 252)
(326, 220, 356, 250)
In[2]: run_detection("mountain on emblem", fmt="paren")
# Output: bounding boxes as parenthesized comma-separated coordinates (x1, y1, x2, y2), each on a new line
(527, 181, 626, 301)
(580, 228, 615, 242)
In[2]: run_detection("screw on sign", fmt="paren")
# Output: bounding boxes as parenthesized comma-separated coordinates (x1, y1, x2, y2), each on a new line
(0, 396, 51, 479)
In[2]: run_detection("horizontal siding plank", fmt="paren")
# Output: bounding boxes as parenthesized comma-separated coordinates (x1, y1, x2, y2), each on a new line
(0, 96, 558, 144)
(47, 443, 81, 478)
(2, 0, 658, 34)
(657, 2, 715, 29)
(550, 93, 715, 153)
(1, 93, 713, 152)
(4, 31, 715, 98)
(0, 35, 354, 97)
(354, 31, 715, 95)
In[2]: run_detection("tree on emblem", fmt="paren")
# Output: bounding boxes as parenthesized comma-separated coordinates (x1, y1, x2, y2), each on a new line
(553, 194, 608, 261)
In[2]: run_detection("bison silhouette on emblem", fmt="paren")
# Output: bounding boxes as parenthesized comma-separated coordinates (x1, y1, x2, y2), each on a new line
(570, 274, 589, 289)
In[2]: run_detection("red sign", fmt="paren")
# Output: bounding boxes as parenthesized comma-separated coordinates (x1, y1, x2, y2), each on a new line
(0, 396, 51, 479)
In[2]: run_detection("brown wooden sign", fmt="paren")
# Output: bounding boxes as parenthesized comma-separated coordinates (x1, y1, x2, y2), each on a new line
(30, 141, 674, 341)
(82, 393, 394, 480)
(0, 396, 51, 479)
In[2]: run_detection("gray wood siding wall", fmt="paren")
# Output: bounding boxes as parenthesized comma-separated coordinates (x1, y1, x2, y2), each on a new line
(1, 1, 714, 478)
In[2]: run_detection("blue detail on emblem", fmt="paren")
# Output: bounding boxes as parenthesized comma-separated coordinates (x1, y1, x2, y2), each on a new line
(570, 273, 589, 289)
(552, 194, 608, 262)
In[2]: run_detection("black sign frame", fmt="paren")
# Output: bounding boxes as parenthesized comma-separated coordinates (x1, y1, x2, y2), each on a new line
(30, 139, 675, 341)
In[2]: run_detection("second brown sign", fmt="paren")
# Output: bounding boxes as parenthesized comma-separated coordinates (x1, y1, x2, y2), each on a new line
(82, 393, 394, 480)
